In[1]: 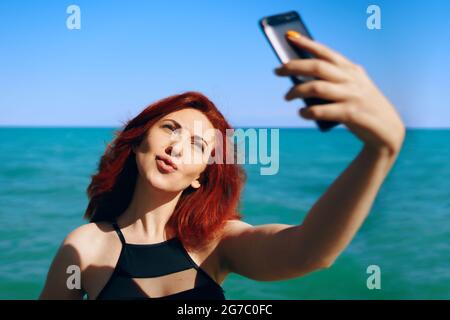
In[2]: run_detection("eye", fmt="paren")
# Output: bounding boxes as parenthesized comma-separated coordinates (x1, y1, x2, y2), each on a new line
(192, 139, 205, 152)
(162, 124, 174, 131)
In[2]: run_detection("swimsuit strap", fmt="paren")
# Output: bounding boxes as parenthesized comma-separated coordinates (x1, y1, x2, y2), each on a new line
(112, 222, 126, 245)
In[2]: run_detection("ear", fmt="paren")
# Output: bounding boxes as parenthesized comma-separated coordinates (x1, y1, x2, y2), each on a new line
(190, 179, 201, 189)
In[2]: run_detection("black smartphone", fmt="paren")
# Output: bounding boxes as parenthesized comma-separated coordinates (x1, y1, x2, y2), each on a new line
(259, 11, 340, 132)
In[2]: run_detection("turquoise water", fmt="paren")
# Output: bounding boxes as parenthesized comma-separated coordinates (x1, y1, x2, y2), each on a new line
(0, 127, 449, 299)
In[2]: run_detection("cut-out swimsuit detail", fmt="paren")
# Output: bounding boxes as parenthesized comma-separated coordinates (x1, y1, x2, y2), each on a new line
(95, 222, 226, 300)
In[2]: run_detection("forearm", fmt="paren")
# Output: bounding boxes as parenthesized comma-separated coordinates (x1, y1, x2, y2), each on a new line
(299, 144, 399, 266)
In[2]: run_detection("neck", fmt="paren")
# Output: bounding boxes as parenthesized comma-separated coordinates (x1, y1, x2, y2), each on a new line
(117, 175, 182, 241)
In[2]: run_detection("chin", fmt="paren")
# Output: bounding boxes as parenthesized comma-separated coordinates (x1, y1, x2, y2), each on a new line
(145, 170, 182, 193)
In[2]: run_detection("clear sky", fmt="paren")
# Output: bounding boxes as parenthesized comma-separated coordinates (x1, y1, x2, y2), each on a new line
(1, 0, 449, 128)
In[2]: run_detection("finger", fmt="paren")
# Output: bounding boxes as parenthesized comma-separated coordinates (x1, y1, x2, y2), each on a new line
(285, 81, 348, 102)
(274, 59, 349, 83)
(299, 103, 349, 122)
(285, 30, 352, 67)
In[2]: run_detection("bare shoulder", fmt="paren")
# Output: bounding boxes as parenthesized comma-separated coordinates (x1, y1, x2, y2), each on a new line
(219, 219, 252, 239)
(62, 222, 118, 268)
(39, 222, 119, 299)
(64, 222, 111, 247)
(216, 218, 300, 280)
(215, 219, 254, 276)
(220, 219, 292, 239)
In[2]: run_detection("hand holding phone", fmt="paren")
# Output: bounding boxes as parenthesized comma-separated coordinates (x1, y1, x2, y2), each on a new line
(259, 11, 340, 132)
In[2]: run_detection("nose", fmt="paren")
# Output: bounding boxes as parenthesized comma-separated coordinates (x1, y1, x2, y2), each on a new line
(165, 140, 183, 158)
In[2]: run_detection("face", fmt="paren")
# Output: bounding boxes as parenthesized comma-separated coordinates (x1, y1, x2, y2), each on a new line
(134, 108, 216, 193)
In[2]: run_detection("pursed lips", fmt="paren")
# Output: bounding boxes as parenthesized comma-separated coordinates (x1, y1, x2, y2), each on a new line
(155, 155, 178, 172)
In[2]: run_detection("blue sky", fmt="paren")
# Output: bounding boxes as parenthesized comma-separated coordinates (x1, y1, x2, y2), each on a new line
(0, 0, 449, 128)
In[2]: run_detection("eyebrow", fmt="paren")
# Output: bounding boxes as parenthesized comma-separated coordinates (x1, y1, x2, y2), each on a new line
(162, 118, 209, 147)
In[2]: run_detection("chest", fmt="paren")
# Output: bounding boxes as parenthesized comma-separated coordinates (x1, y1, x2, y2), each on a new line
(83, 239, 224, 299)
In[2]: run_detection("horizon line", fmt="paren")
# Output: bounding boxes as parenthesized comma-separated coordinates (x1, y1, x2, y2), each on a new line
(1, 125, 449, 130)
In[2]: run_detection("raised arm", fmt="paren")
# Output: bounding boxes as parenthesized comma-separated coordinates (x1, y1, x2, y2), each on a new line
(218, 31, 405, 282)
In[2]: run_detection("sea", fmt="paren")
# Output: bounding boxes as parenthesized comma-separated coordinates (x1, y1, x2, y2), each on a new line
(0, 127, 449, 299)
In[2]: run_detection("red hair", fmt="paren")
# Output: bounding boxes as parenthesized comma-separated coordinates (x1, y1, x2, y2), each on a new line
(84, 91, 246, 251)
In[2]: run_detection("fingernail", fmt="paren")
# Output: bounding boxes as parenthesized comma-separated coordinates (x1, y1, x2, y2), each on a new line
(286, 30, 302, 39)
(299, 107, 309, 116)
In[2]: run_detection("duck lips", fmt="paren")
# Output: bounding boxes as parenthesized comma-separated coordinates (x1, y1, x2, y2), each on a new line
(155, 156, 177, 174)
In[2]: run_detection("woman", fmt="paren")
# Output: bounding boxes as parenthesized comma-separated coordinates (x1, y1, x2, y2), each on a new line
(39, 31, 405, 300)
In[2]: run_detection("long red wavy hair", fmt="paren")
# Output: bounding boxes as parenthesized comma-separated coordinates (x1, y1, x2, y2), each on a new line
(84, 91, 246, 251)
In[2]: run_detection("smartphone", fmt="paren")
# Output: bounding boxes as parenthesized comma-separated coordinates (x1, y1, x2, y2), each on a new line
(259, 11, 340, 132)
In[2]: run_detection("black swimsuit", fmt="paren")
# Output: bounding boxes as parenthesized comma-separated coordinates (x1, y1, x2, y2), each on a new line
(95, 222, 226, 300)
